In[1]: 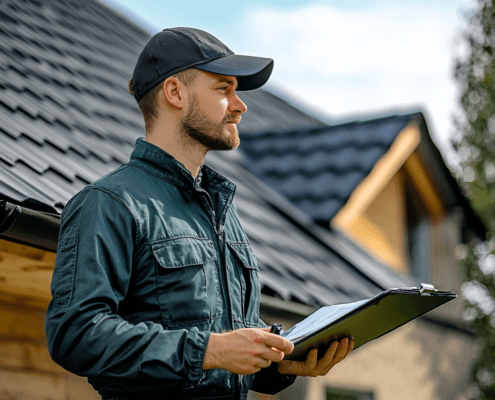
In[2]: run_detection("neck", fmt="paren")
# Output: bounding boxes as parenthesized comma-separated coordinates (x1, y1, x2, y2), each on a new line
(145, 116, 207, 178)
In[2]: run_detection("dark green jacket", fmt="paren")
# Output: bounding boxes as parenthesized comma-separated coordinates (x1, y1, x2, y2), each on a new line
(45, 138, 294, 400)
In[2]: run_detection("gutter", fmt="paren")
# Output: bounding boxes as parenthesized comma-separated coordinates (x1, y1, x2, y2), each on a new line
(0, 200, 60, 252)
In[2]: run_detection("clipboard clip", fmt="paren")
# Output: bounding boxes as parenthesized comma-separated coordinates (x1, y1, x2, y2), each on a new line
(419, 283, 437, 295)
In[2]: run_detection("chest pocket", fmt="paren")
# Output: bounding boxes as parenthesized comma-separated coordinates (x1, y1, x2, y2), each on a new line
(152, 237, 220, 327)
(227, 242, 261, 326)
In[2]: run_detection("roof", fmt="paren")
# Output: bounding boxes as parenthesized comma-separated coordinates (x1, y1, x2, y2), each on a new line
(0, 0, 412, 308)
(0, 9, 324, 213)
(239, 113, 417, 222)
(239, 112, 487, 238)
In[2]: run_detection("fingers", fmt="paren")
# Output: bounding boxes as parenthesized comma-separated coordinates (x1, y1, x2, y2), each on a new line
(325, 338, 349, 365)
(305, 348, 318, 370)
(320, 338, 353, 375)
(254, 358, 272, 369)
(276, 348, 318, 376)
(344, 339, 354, 359)
(248, 330, 287, 363)
(332, 338, 350, 362)
(275, 338, 354, 377)
(259, 346, 285, 363)
(260, 327, 294, 354)
(320, 340, 339, 364)
(262, 332, 294, 355)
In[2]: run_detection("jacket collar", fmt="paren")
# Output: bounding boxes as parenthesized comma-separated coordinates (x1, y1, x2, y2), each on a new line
(129, 138, 201, 185)
(129, 138, 235, 195)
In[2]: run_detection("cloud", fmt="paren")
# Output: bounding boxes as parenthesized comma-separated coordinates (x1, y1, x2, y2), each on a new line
(243, 3, 463, 154)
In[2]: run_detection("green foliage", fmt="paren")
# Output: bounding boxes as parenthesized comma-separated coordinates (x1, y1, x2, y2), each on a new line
(453, 0, 495, 398)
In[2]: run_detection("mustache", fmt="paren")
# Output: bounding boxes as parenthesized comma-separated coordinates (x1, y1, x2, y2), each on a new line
(224, 114, 241, 124)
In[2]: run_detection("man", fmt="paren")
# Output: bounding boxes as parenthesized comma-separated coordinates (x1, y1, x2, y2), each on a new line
(45, 27, 354, 400)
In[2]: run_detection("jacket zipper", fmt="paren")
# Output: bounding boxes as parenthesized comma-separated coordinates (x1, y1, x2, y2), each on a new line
(218, 223, 240, 399)
(217, 223, 234, 330)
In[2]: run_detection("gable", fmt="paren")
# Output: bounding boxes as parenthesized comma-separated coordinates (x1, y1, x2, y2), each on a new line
(239, 113, 415, 222)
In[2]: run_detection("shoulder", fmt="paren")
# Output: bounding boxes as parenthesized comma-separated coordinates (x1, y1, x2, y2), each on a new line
(61, 164, 141, 223)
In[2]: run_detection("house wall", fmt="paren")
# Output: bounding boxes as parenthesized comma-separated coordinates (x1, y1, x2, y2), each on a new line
(303, 318, 478, 400)
(0, 239, 98, 400)
(251, 319, 478, 400)
(251, 209, 474, 400)
(428, 210, 468, 323)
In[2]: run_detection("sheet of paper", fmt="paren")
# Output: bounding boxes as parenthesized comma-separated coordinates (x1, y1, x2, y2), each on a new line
(282, 298, 369, 343)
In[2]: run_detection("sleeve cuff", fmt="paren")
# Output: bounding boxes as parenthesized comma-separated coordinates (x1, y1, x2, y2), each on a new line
(184, 328, 211, 384)
(250, 363, 296, 395)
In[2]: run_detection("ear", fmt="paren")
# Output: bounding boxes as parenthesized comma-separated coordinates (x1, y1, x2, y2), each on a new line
(162, 76, 185, 109)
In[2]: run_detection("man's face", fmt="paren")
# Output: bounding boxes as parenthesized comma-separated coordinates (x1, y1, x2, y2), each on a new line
(179, 71, 247, 151)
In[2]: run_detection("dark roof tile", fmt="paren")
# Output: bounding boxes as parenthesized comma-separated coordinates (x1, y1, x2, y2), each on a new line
(240, 114, 415, 221)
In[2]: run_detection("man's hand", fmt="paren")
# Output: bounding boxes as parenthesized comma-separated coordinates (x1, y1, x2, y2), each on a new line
(203, 327, 294, 375)
(277, 338, 354, 377)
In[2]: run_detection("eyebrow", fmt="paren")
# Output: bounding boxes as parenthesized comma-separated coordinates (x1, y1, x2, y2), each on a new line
(216, 77, 238, 89)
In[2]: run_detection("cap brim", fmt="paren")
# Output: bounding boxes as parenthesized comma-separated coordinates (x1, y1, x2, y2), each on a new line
(195, 55, 274, 91)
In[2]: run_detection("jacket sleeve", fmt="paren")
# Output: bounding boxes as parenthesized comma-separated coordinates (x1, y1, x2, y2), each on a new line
(44, 188, 209, 385)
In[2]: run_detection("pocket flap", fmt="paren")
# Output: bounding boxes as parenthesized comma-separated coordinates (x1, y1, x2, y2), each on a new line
(228, 242, 259, 271)
(59, 225, 77, 250)
(152, 237, 216, 269)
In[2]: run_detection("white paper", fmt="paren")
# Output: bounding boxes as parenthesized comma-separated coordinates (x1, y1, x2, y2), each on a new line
(282, 298, 369, 343)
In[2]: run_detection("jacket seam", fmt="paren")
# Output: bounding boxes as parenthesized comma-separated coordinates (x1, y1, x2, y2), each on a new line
(148, 235, 214, 246)
(93, 164, 131, 183)
(89, 187, 141, 245)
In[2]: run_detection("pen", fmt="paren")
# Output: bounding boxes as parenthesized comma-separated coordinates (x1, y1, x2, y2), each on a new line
(270, 323, 283, 335)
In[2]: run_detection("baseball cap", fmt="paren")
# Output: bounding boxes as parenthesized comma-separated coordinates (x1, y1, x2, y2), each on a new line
(131, 27, 274, 103)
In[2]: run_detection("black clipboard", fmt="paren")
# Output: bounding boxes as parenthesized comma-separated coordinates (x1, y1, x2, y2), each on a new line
(282, 284, 457, 361)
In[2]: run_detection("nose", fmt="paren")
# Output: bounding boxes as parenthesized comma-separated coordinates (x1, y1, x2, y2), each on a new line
(229, 91, 247, 115)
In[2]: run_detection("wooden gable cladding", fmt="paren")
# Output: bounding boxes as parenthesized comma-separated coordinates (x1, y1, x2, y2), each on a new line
(0, 240, 100, 400)
(0, 239, 55, 310)
(403, 151, 445, 221)
(0, 301, 100, 399)
(332, 123, 446, 274)
(332, 124, 421, 226)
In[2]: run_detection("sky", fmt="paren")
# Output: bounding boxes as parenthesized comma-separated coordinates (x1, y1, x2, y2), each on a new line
(104, 0, 472, 161)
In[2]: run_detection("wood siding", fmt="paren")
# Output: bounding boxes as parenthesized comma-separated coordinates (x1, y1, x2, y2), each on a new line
(0, 240, 98, 399)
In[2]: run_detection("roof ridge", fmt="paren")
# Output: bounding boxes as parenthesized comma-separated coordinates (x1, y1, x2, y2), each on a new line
(241, 112, 421, 140)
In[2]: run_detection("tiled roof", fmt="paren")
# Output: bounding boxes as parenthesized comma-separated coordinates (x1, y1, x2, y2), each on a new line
(0, 0, 411, 308)
(239, 113, 416, 222)
(0, 0, 325, 213)
(239, 112, 487, 239)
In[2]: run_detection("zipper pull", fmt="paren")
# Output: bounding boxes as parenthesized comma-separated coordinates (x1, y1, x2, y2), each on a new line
(218, 224, 224, 235)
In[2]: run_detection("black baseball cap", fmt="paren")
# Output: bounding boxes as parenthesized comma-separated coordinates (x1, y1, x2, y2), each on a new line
(131, 27, 274, 103)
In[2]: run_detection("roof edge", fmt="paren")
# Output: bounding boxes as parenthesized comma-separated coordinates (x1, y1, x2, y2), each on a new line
(413, 114, 487, 240)
(260, 294, 316, 322)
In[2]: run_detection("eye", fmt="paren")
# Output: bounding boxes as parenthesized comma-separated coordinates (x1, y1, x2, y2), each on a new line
(218, 86, 228, 92)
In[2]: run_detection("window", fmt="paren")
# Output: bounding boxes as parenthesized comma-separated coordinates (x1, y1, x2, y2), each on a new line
(326, 387, 374, 400)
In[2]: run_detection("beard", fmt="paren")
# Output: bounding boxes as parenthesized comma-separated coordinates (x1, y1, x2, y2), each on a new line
(179, 93, 241, 151)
